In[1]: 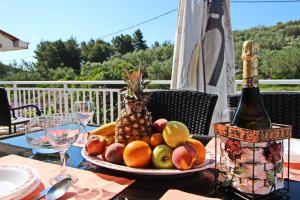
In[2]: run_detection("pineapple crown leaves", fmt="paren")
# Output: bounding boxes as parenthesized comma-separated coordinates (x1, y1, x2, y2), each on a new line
(122, 67, 151, 101)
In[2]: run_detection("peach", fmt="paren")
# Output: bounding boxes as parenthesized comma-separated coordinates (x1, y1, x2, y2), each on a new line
(85, 135, 107, 156)
(101, 147, 107, 161)
(104, 143, 125, 164)
(172, 143, 198, 170)
(153, 118, 168, 133)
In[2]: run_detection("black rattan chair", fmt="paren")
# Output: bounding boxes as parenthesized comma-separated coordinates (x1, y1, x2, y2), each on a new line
(147, 90, 218, 142)
(0, 88, 42, 134)
(228, 92, 300, 138)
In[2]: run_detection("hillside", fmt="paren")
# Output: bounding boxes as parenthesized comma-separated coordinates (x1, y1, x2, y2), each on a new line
(233, 20, 300, 79)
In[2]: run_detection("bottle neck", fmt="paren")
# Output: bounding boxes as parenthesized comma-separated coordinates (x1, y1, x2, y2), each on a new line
(242, 57, 259, 88)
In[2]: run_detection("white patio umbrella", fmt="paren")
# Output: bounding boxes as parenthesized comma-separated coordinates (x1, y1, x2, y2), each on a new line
(0, 30, 29, 52)
(171, 0, 236, 135)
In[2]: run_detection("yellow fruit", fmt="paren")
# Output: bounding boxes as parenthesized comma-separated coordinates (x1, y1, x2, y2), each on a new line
(106, 135, 115, 145)
(89, 122, 116, 136)
(162, 121, 190, 148)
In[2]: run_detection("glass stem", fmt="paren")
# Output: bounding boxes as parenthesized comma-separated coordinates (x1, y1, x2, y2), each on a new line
(59, 150, 66, 175)
(83, 124, 87, 134)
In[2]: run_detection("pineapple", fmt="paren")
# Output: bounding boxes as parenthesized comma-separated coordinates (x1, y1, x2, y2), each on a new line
(115, 68, 152, 145)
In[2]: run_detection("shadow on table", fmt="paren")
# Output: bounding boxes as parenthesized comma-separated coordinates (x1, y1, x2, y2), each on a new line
(78, 162, 217, 200)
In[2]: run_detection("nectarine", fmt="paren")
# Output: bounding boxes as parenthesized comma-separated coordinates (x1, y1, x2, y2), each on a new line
(172, 143, 198, 170)
(105, 143, 125, 164)
(153, 118, 168, 133)
(85, 135, 107, 156)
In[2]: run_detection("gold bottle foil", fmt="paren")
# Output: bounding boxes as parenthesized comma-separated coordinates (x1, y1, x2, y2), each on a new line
(241, 40, 259, 88)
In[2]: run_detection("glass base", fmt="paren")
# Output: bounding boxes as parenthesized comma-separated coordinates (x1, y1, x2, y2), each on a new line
(49, 173, 78, 185)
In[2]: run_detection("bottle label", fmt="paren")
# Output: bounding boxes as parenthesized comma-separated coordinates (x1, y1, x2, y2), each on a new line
(242, 58, 259, 88)
(242, 41, 259, 88)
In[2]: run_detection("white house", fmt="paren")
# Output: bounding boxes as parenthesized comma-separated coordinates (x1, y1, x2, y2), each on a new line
(0, 30, 29, 52)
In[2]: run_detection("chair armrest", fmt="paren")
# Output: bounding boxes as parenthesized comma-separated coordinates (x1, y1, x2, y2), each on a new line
(10, 105, 42, 117)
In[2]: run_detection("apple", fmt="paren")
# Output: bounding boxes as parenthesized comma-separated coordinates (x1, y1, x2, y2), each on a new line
(162, 121, 190, 148)
(152, 144, 174, 169)
(153, 118, 168, 133)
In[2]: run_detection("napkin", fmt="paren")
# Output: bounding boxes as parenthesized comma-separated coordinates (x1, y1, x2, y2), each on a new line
(160, 189, 220, 200)
(0, 155, 135, 200)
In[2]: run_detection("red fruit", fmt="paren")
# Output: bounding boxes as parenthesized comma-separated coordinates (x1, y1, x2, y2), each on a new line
(85, 135, 107, 156)
(153, 118, 168, 133)
(172, 143, 198, 170)
(105, 143, 125, 164)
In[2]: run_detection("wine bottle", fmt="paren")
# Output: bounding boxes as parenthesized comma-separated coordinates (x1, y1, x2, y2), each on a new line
(231, 40, 272, 130)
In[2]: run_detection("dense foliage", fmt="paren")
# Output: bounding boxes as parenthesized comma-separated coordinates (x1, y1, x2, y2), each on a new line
(233, 20, 300, 79)
(1, 20, 300, 83)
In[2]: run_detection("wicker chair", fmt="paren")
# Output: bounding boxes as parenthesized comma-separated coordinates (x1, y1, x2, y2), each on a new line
(0, 88, 42, 134)
(228, 92, 300, 138)
(146, 90, 218, 143)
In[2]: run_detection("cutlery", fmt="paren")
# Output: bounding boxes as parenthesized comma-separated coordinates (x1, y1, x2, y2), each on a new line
(36, 177, 72, 200)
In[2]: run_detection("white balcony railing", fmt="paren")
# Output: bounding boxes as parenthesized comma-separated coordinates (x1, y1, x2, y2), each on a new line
(0, 79, 299, 125)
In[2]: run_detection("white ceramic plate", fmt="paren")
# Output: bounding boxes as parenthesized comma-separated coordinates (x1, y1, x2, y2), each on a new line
(81, 148, 215, 176)
(0, 165, 41, 200)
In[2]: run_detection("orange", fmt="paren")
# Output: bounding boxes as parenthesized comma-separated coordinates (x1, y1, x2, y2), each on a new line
(141, 135, 151, 145)
(123, 141, 152, 168)
(150, 133, 164, 148)
(186, 138, 206, 165)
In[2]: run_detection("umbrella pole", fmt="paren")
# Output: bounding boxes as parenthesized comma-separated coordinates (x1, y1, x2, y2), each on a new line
(201, 39, 207, 93)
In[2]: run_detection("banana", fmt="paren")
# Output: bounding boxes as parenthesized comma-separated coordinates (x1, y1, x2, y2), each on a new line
(89, 122, 116, 137)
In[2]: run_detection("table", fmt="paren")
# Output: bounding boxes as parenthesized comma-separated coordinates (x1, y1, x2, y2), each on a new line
(0, 126, 299, 200)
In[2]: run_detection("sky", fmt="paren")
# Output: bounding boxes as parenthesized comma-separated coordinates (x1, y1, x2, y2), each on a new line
(0, 0, 300, 65)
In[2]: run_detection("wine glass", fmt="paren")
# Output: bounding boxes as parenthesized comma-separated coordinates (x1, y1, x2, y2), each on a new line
(73, 101, 94, 142)
(221, 107, 236, 123)
(45, 113, 81, 184)
(25, 116, 58, 154)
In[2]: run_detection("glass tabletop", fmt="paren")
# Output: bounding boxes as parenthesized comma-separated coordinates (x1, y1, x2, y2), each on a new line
(0, 125, 97, 168)
(0, 126, 299, 199)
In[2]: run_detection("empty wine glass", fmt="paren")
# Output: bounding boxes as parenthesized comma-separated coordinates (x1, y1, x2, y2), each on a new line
(73, 101, 94, 133)
(221, 107, 236, 123)
(45, 113, 81, 184)
(25, 116, 58, 154)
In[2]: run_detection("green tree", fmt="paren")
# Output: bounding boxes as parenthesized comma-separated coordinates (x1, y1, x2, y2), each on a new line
(152, 41, 160, 48)
(132, 29, 148, 50)
(111, 34, 134, 54)
(35, 37, 81, 77)
(0, 62, 12, 79)
(81, 39, 114, 63)
(49, 67, 76, 80)
(64, 37, 81, 73)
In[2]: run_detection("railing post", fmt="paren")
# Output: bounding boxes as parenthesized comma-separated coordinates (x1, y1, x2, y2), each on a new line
(64, 83, 69, 113)
(13, 82, 18, 116)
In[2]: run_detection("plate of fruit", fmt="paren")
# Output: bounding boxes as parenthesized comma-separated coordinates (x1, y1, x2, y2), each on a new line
(82, 119, 215, 176)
